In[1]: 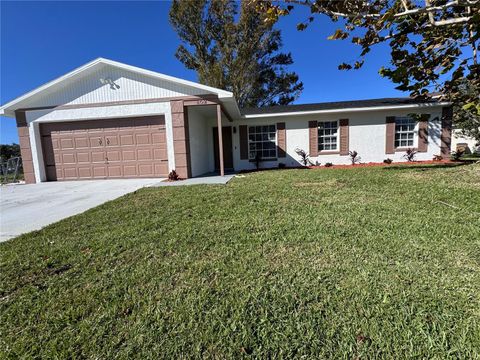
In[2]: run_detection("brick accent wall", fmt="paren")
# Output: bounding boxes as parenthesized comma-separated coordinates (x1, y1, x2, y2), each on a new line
(170, 100, 191, 178)
(15, 111, 35, 184)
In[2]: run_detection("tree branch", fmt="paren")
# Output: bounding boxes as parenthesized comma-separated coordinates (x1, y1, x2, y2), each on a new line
(278, 0, 479, 25)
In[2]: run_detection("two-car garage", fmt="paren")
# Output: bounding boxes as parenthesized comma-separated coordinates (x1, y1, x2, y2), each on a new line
(39, 116, 168, 181)
(1, 58, 237, 183)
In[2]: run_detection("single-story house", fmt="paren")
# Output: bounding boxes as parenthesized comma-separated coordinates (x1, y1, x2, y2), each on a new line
(0, 58, 453, 184)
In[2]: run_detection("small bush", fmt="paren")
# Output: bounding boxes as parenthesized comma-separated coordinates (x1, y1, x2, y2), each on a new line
(433, 154, 443, 161)
(254, 152, 262, 169)
(295, 148, 314, 166)
(451, 149, 465, 161)
(278, 163, 286, 169)
(168, 170, 179, 181)
(349, 150, 361, 165)
(383, 158, 393, 164)
(403, 148, 417, 162)
(324, 162, 333, 167)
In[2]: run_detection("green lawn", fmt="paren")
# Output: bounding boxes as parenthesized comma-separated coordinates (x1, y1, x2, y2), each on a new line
(1, 164, 479, 358)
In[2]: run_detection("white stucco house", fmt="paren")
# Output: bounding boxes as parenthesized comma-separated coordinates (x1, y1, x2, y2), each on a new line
(0, 58, 453, 184)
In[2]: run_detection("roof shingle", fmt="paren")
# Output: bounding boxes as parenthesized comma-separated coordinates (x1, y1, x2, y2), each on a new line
(241, 97, 439, 116)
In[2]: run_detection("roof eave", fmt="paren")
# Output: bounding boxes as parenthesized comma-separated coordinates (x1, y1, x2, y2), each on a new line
(242, 102, 451, 118)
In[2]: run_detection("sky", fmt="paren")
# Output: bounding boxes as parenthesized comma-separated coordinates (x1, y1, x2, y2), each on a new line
(0, 1, 404, 144)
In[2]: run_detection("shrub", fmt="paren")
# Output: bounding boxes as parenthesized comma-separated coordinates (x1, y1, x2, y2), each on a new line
(433, 154, 443, 161)
(168, 170, 179, 181)
(403, 148, 417, 162)
(278, 163, 286, 169)
(383, 158, 393, 164)
(324, 162, 333, 167)
(295, 148, 314, 166)
(451, 149, 465, 161)
(349, 150, 361, 165)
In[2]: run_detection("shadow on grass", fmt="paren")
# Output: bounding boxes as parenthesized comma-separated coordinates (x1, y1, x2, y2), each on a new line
(383, 162, 470, 171)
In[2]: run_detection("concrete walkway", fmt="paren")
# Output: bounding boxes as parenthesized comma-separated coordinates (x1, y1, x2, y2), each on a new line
(153, 174, 235, 187)
(0, 178, 163, 242)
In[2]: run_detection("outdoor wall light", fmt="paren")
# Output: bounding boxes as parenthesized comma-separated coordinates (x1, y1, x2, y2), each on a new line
(100, 78, 120, 90)
(233, 126, 237, 134)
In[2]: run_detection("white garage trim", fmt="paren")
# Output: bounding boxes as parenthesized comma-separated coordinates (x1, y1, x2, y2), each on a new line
(25, 101, 176, 183)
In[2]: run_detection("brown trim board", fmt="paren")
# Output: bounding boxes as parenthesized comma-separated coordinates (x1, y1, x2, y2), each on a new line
(16, 94, 221, 113)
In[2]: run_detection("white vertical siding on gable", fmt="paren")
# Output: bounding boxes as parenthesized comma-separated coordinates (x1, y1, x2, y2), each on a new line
(29, 65, 207, 108)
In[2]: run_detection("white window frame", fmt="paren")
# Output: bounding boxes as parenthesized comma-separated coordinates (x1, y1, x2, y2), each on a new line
(394, 116, 416, 148)
(318, 120, 339, 152)
(248, 125, 277, 160)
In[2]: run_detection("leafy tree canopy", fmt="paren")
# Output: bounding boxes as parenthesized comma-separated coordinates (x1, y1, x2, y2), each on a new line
(169, 0, 303, 108)
(253, 0, 480, 141)
(0, 143, 20, 162)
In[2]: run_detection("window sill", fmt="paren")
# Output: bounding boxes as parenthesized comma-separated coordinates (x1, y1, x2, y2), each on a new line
(395, 147, 417, 152)
(317, 151, 340, 155)
(249, 158, 278, 162)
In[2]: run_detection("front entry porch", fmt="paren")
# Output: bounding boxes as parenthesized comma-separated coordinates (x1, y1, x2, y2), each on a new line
(182, 100, 233, 178)
(213, 126, 234, 172)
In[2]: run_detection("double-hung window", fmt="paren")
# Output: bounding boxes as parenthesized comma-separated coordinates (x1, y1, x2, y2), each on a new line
(395, 117, 415, 148)
(318, 121, 339, 151)
(248, 125, 277, 160)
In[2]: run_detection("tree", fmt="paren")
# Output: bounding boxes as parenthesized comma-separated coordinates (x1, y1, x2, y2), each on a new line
(0, 143, 21, 162)
(253, 0, 480, 141)
(169, 0, 303, 108)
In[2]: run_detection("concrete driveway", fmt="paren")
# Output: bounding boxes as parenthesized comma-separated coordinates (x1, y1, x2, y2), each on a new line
(0, 179, 163, 242)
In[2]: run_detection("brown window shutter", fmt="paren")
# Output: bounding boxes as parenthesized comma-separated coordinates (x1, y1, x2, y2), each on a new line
(277, 122, 286, 158)
(385, 116, 396, 154)
(440, 106, 453, 158)
(239, 125, 249, 160)
(417, 114, 429, 152)
(309, 121, 318, 157)
(339, 118, 349, 155)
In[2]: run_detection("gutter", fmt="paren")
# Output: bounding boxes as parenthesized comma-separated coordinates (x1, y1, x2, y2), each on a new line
(242, 102, 451, 119)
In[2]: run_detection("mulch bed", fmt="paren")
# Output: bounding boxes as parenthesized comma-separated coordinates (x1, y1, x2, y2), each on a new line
(239, 160, 458, 174)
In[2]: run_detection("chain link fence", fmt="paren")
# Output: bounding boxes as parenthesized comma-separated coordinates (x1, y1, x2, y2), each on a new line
(1, 157, 23, 184)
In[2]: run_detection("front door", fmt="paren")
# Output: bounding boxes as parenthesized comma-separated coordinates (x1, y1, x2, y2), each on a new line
(213, 126, 234, 171)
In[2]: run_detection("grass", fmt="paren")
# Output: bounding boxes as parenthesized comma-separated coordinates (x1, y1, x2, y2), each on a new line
(1, 163, 479, 358)
(459, 153, 480, 162)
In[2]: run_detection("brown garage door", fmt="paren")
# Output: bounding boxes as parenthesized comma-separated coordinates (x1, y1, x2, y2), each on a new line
(40, 116, 168, 181)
